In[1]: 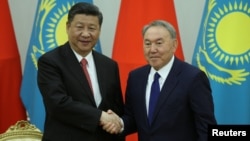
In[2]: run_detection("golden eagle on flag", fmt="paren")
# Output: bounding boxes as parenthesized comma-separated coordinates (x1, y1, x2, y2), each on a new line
(192, 0, 250, 124)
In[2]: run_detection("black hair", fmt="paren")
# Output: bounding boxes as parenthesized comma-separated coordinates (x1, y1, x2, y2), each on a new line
(67, 2, 103, 26)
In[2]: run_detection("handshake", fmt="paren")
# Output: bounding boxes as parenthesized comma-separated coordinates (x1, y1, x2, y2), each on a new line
(100, 109, 123, 134)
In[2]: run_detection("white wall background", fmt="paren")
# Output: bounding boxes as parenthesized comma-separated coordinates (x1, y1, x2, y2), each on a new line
(8, 0, 205, 72)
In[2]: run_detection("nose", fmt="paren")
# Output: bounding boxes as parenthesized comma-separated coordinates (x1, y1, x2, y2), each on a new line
(80, 30, 90, 37)
(149, 44, 158, 52)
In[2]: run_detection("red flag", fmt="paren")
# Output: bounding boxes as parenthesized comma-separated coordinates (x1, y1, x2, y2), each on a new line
(112, 0, 184, 140)
(0, 0, 26, 133)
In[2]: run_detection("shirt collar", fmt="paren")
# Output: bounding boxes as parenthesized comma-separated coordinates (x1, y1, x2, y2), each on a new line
(150, 55, 175, 80)
(72, 49, 94, 65)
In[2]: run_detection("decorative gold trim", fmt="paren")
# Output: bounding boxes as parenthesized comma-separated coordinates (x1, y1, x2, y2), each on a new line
(0, 120, 42, 140)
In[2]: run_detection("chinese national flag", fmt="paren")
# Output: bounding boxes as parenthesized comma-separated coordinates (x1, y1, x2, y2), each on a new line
(0, 0, 26, 133)
(112, 0, 184, 140)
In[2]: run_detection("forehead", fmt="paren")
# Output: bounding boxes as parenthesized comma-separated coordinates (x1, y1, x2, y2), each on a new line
(72, 14, 99, 24)
(144, 26, 171, 40)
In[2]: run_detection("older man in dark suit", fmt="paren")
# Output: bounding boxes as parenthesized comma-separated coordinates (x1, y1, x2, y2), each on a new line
(104, 20, 217, 141)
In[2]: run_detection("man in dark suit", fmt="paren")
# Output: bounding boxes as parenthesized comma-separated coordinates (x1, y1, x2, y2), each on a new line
(104, 20, 217, 141)
(37, 2, 124, 141)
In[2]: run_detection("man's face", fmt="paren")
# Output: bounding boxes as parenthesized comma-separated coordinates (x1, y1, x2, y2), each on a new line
(66, 14, 100, 57)
(143, 26, 177, 70)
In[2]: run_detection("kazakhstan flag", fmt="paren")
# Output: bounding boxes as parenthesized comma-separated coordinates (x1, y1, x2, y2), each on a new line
(192, 0, 250, 124)
(20, 0, 101, 131)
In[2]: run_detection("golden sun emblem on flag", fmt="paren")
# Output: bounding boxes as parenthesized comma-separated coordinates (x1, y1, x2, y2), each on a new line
(196, 0, 250, 85)
(30, 0, 75, 69)
(45, 4, 70, 49)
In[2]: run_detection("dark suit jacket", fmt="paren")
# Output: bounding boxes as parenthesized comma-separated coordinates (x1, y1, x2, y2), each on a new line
(122, 57, 216, 141)
(37, 42, 124, 141)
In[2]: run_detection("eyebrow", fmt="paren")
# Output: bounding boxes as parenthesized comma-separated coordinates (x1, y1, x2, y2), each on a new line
(144, 38, 164, 42)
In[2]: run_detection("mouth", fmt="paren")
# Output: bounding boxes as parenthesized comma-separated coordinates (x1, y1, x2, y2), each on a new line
(80, 40, 91, 45)
(150, 56, 159, 59)
(149, 58, 159, 63)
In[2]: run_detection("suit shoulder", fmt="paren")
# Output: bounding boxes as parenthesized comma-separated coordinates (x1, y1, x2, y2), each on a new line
(129, 65, 150, 75)
(182, 61, 201, 72)
(93, 51, 117, 64)
(173, 58, 206, 79)
(38, 44, 66, 62)
(174, 57, 200, 72)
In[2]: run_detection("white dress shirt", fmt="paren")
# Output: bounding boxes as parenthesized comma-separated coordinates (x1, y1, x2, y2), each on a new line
(72, 50, 102, 107)
(145, 56, 175, 115)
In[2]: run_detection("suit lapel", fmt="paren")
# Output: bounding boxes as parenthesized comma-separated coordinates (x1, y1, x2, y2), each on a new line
(63, 43, 96, 106)
(134, 66, 152, 128)
(142, 69, 152, 128)
(150, 58, 182, 125)
(92, 51, 105, 106)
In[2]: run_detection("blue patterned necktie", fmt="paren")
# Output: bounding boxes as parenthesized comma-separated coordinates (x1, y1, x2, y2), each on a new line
(148, 72, 160, 124)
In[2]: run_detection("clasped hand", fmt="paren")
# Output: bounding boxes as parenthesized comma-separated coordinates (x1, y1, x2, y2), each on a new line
(100, 109, 122, 134)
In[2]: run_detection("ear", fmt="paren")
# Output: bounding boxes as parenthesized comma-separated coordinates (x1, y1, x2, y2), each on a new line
(172, 39, 178, 52)
(66, 22, 70, 33)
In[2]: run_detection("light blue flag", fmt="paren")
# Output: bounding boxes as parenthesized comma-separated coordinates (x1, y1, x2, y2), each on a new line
(192, 0, 250, 124)
(20, 0, 101, 132)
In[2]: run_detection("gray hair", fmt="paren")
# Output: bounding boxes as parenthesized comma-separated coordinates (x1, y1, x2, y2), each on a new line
(142, 20, 177, 39)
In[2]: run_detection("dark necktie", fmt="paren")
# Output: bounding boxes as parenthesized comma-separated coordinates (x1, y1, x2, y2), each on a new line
(81, 58, 93, 94)
(148, 72, 160, 124)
